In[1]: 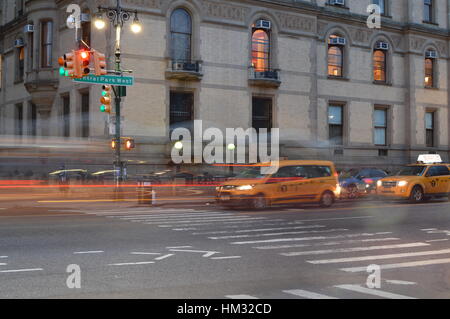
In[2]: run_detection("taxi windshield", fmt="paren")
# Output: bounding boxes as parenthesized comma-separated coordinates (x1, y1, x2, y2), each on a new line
(395, 166, 426, 176)
(235, 167, 266, 179)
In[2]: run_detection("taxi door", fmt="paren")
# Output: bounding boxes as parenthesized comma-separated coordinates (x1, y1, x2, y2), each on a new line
(424, 166, 449, 195)
(267, 166, 310, 204)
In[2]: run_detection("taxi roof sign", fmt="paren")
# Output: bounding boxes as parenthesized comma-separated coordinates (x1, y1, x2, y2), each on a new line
(417, 154, 442, 164)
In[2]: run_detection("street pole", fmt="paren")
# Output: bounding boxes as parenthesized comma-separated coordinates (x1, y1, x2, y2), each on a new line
(114, 22, 123, 188)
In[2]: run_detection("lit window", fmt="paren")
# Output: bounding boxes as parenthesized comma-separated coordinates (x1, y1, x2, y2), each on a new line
(252, 28, 270, 72)
(328, 35, 344, 77)
(424, 58, 435, 88)
(373, 49, 386, 82)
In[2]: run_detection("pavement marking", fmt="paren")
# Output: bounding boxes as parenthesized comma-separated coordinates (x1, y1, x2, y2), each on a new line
(108, 261, 155, 266)
(341, 258, 450, 273)
(312, 248, 450, 264)
(426, 239, 449, 243)
(73, 251, 104, 255)
(0, 256, 7, 259)
(284, 242, 429, 257)
(155, 254, 175, 261)
(291, 216, 374, 223)
(421, 228, 437, 231)
(157, 219, 283, 228)
(0, 263, 7, 266)
(169, 249, 219, 258)
(211, 256, 242, 260)
(131, 252, 161, 255)
(172, 228, 198, 231)
(192, 225, 324, 235)
(385, 280, 417, 285)
(118, 213, 235, 220)
(254, 238, 400, 250)
(226, 295, 259, 299)
(231, 232, 393, 245)
(335, 284, 416, 299)
(90, 209, 198, 216)
(209, 228, 349, 240)
(0, 268, 44, 273)
(144, 217, 269, 225)
(167, 246, 193, 249)
(283, 289, 338, 299)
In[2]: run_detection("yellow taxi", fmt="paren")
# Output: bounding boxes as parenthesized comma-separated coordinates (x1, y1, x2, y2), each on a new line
(216, 160, 341, 209)
(376, 155, 450, 203)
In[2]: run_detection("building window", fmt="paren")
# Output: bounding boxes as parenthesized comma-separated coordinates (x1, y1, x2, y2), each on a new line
(30, 103, 37, 136)
(373, 48, 387, 82)
(0, 54, 3, 90)
(425, 112, 435, 147)
(424, 54, 436, 88)
(41, 21, 53, 68)
(252, 25, 270, 72)
(252, 97, 273, 133)
(28, 32, 34, 71)
(328, 35, 344, 77)
(81, 92, 90, 138)
(374, 108, 387, 146)
(170, 8, 192, 62)
(424, 0, 433, 22)
(15, 0, 25, 17)
(15, 104, 23, 136)
(16, 46, 25, 82)
(170, 92, 194, 134)
(372, 0, 386, 15)
(328, 105, 343, 145)
(81, 19, 91, 49)
(62, 96, 71, 137)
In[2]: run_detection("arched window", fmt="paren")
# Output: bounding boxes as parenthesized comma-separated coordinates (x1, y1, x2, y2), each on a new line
(252, 24, 270, 72)
(424, 50, 436, 88)
(373, 43, 387, 82)
(328, 35, 344, 77)
(170, 8, 192, 62)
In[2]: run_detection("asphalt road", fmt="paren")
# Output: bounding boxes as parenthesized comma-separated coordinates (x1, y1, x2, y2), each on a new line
(0, 199, 449, 299)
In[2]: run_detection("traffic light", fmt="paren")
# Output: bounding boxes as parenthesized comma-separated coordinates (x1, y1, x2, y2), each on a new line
(125, 138, 135, 151)
(93, 49, 107, 76)
(100, 85, 112, 113)
(78, 49, 91, 77)
(111, 139, 119, 150)
(62, 51, 77, 77)
(58, 56, 66, 76)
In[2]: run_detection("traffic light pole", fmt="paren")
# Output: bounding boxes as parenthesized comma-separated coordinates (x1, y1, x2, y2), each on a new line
(114, 23, 124, 192)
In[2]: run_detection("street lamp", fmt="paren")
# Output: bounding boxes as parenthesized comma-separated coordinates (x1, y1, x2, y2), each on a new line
(94, 0, 143, 191)
(227, 143, 236, 175)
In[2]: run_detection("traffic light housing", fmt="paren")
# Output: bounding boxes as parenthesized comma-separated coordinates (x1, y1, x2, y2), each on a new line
(93, 49, 107, 76)
(62, 51, 77, 77)
(78, 49, 91, 77)
(125, 138, 135, 151)
(111, 139, 119, 150)
(100, 85, 112, 113)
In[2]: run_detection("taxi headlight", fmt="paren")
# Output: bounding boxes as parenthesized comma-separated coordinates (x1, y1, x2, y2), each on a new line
(236, 185, 254, 191)
(377, 181, 382, 187)
(398, 181, 408, 187)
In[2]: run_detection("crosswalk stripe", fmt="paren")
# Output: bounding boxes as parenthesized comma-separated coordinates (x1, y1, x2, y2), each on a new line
(126, 215, 248, 222)
(118, 213, 234, 220)
(192, 225, 324, 235)
(341, 258, 450, 273)
(209, 228, 348, 240)
(283, 289, 338, 299)
(144, 217, 267, 225)
(231, 232, 392, 245)
(226, 295, 259, 299)
(157, 219, 285, 228)
(309, 248, 450, 264)
(254, 238, 400, 250)
(335, 285, 416, 299)
(283, 242, 429, 257)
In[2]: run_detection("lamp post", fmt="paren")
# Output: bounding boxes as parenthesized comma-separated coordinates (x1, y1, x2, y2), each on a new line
(94, 0, 142, 191)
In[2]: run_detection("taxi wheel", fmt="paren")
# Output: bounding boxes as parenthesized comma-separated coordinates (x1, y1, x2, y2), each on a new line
(347, 185, 359, 199)
(409, 186, 424, 203)
(252, 194, 268, 210)
(320, 191, 335, 208)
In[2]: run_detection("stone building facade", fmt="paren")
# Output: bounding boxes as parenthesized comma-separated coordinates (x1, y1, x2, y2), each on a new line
(1, 0, 450, 173)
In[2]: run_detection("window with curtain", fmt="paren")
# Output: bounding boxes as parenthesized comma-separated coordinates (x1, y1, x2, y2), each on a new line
(41, 21, 53, 68)
(374, 109, 387, 146)
(328, 105, 344, 145)
(252, 27, 270, 72)
(373, 49, 387, 82)
(170, 8, 192, 62)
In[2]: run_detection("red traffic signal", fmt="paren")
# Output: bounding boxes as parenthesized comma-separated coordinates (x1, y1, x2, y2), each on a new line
(125, 139, 135, 151)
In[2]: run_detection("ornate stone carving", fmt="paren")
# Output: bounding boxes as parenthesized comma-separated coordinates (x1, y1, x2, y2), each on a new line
(201, 1, 250, 22)
(409, 37, 426, 51)
(275, 12, 316, 33)
(123, 0, 162, 9)
(317, 21, 328, 37)
(435, 40, 448, 57)
(348, 27, 372, 44)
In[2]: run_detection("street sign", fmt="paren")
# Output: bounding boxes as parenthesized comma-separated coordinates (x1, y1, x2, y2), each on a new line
(74, 74, 134, 86)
